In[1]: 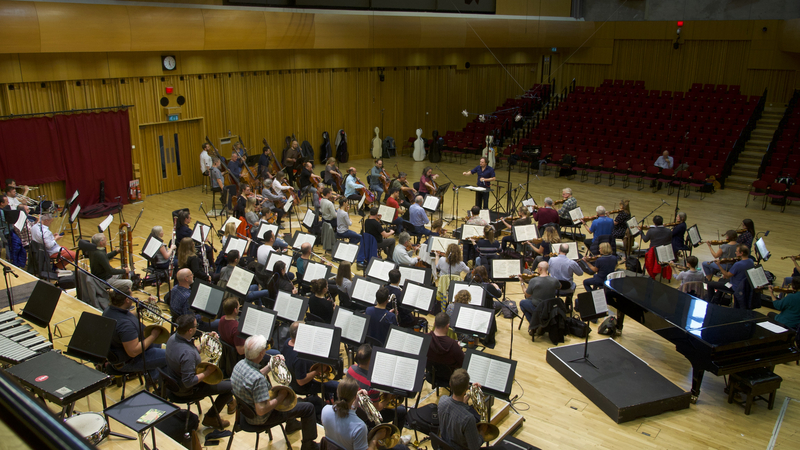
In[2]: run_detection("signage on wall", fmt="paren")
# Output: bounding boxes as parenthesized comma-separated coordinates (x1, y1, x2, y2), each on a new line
(167, 114, 179, 122)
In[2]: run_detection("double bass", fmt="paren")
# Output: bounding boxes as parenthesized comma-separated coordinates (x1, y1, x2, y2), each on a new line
(482, 135, 496, 168)
(428, 130, 442, 163)
(262, 138, 283, 177)
(236, 136, 259, 191)
(206, 137, 242, 194)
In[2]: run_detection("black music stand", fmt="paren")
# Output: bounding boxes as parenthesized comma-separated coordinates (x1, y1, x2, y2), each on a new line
(104, 390, 180, 450)
(569, 290, 609, 369)
(293, 322, 342, 366)
(237, 303, 277, 340)
(385, 326, 432, 356)
(332, 241, 359, 264)
(332, 307, 370, 347)
(189, 279, 226, 321)
(19, 280, 61, 342)
(367, 347, 425, 398)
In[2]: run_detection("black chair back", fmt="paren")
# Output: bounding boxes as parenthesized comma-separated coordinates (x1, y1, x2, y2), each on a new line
(234, 394, 258, 421)
(306, 312, 325, 324)
(430, 433, 455, 450)
(219, 340, 243, 378)
(157, 367, 181, 397)
(320, 436, 346, 450)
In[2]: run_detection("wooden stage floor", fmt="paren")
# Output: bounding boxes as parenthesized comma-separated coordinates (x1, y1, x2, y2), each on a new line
(2, 153, 799, 450)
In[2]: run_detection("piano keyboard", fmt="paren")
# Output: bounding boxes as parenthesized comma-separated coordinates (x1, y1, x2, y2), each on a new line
(0, 310, 53, 365)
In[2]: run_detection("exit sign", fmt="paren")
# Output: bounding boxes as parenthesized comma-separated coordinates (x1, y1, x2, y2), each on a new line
(551, 47, 557, 52)
(167, 114, 179, 122)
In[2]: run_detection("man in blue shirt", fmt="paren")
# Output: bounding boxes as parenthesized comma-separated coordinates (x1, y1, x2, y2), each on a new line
(364, 287, 397, 345)
(462, 157, 496, 209)
(169, 269, 219, 332)
(706, 244, 755, 307)
(581, 206, 615, 252)
(409, 196, 431, 236)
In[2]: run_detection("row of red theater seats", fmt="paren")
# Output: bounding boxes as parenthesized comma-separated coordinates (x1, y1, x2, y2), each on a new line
(536, 146, 730, 162)
(527, 132, 738, 148)
(560, 103, 755, 117)
(536, 120, 743, 136)
(565, 93, 756, 107)
(538, 156, 721, 181)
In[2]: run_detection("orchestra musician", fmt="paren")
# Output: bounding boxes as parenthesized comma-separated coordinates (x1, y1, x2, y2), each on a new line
(671, 212, 688, 256)
(266, 261, 298, 298)
(219, 250, 272, 307)
(390, 172, 416, 208)
(336, 262, 354, 297)
(701, 230, 738, 281)
(283, 139, 302, 185)
(0, 194, 10, 260)
(30, 213, 77, 270)
(465, 206, 488, 227)
(210, 157, 233, 214)
(436, 243, 470, 279)
(256, 230, 291, 267)
(556, 188, 578, 225)
(148, 226, 176, 270)
(232, 141, 247, 159)
(319, 188, 338, 230)
(165, 314, 234, 430)
(582, 242, 619, 292)
(611, 199, 632, 253)
(336, 199, 362, 244)
(532, 198, 560, 232)
(765, 277, 800, 329)
(321, 378, 380, 450)
(272, 171, 296, 206)
(531, 225, 560, 266)
(669, 256, 704, 294)
(226, 151, 244, 210)
(706, 245, 754, 308)
(462, 157, 496, 209)
(409, 196, 431, 237)
(0, 194, 26, 267)
(258, 145, 272, 180)
(499, 207, 532, 252)
(170, 268, 219, 331)
(260, 177, 289, 230)
(364, 287, 397, 345)
(343, 168, 367, 215)
(324, 157, 343, 193)
(200, 143, 213, 177)
(438, 369, 508, 450)
(392, 232, 419, 266)
(427, 312, 464, 371)
(346, 344, 406, 429)
(386, 269, 428, 331)
(231, 335, 318, 450)
(295, 243, 313, 281)
(473, 226, 501, 271)
(640, 215, 672, 249)
(464, 265, 499, 347)
(581, 206, 615, 252)
(280, 321, 338, 415)
(4, 184, 29, 213)
(365, 206, 395, 259)
(419, 166, 439, 198)
(233, 185, 252, 219)
(175, 210, 213, 268)
(549, 243, 583, 297)
(519, 262, 560, 335)
(446, 290, 471, 318)
(4, 178, 30, 199)
(368, 158, 386, 204)
(299, 161, 322, 211)
(308, 278, 335, 323)
(88, 233, 132, 292)
(176, 237, 214, 283)
(737, 219, 755, 251)
(385, 189, 405, 234)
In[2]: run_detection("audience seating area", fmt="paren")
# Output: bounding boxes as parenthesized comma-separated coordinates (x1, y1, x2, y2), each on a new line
(748, 90, 800, 212)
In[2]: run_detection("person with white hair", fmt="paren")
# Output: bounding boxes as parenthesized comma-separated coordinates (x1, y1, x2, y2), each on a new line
(88, 232, 132, 292)
(557, 188, 577, 220)
(30, 213, 77, 269)
(147, 225, 176, 270)
(581, 205, 614, 251)
(231, 335, 318, 448)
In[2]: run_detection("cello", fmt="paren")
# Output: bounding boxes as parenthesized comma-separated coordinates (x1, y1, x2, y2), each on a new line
(354, 175, 375, 205)
(236, 136, 260, 191)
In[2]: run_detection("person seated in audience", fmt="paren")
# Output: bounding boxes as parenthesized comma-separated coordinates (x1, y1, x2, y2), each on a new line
(165, 314, 234, 429)
(364, 287, 396, 345)
(654, 150, 673, 170)
(346, 344, 406, 429)
(701, 230, 738, 281)
(766, 277, 800, 329)
(231, 335, 318, 450)
(519, 262, 560, 334)
(321, 377, 381, 450)
(427, 312, 464, 371)
(280, 321, 338, 418)
(392, 232, 419, 266)
(103, 288, 167, 388)
(169, 268, 219, 332)
(308, 278, 335, 323)
(88, 232, 132, 292)
(582, 243, 619, 292)
(438, 369, 507, 450)
(669, 256, 705, 291)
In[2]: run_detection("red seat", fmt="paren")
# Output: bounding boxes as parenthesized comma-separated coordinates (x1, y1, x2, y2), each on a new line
(688, 171, 708, 199)
(766, 182, 787, 211)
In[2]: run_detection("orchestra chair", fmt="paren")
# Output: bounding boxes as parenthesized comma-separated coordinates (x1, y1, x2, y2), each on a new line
(556, 280, 574, 316)
(766, 182, 787, 212)
(226, 394, 292, 450)
(678, 281, 705, 298)
(403, 220, 422, 244)
(424, 362, 453, 397)
(305, 312, 326, 324)
(366, 335, 384, 348)
(142, 255, 171, 299)
(103, 352, 145, 402)
(430, 433, 454, 450)
(727, 368, 782, 415)
(320, 436, 346, 450)
(218, 340, 243, 379)
(203, 171, 211, 194)
(157, 367, 222, 439)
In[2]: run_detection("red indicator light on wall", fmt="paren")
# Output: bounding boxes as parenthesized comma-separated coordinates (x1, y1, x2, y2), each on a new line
(166, 87, 173, 95)
(677, 21, 684, 27)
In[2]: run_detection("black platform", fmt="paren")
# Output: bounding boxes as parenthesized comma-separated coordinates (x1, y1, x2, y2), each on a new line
(546, 338, 691, 423)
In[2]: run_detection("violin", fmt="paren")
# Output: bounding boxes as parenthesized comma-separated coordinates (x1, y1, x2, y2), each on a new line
(780, 255, 800, 260)
(282, 181, 300, 204)
(772, 286, 796, 294)
(579, 209, 623, 222)
(704, 239, 731, 245)
(553, 199, 566, 206)
(642, 222, 679, 230)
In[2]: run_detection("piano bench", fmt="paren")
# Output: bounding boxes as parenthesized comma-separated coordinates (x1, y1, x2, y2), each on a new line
(727, 368, 782, 415)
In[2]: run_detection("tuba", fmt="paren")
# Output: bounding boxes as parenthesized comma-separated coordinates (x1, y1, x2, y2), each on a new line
(468, 384, 500, 442)
(268, 356, 298, 411)
(359, 391, 401, 449)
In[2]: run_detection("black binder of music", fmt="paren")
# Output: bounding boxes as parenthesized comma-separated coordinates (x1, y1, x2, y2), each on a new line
(293, 322, 341, 366)
(190, 279, 226, 320)
(331, 308, 370, 347)
(575, 290, 609, 323)
(237, 303, 277, 340)
(450, 303, 494, 338)
(265, 251, 293, 272)
(221, 236, 248, 257)
(367, 347, 426, 397)
(463, 349, 517, 397)
(140, 235, 163, 260)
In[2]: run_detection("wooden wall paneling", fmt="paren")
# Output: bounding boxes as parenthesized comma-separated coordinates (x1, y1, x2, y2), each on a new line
(201, 9, 267, 51)
(743, 69, 798, 104)
(34, 3, 132, 53)
(0, 53, 22, 85)
(18, 53, 110, 83)
(107, 52, 169, 79)
(263, 12, 315, 50)
(779, 18, 800, 53)
(38, 181, 65, 205)
(313, 14, 372, 49)
(419, 17, 467, 49)
(126, 7, 205, 52)
(372, 16, 421, 49)
(0, 1, 41, 54)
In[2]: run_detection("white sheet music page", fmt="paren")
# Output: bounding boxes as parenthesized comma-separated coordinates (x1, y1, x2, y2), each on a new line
(478, 209, 491, 223)
(334, 242, 359, 263)
(256, 223, 279, 240)
(430, 237, 459, 253)
(12, 211, 27, 232)
(242, 308, 275, 338)
(492, 260, 519, 279)
(627, 217, 639, 236)
(99, 214, 114, 232)
(335, 309, 364, 342)
(226, 237, 247, 256)
(514, 224, 538, 241)
(378, 205, 396, 223)
(358, 193, 366, 210)
(403, 283, 432, 310)
(143, 237, 163, 259)
(283, 197, 294, 213)
(453, 285, 485, 306)
(192, 283, 212, 311)
(70, 204, 81, 223)
(393, 357, 418, 391)
(352, 279, 381, 303)
(485, 359, 511, 392)
(266, 253, 292, 271)
(467, 354, 491, 386)
(569, 207, 583, 225)
(462, 224, 484, 239)
(386, 330, 423, 355)
(223, 216, 242, 231)
(227, 266, 254, 295)
(399, 267, 425, 286)
(68, 190, 79, 205)
(591, 289, 609, 314)
(369, 260, 395, 282)
(192, 224, 211, 243)
(302, 210, 316, 228)
(456, 308, 491, 333)
(747, 266, 769, 288)
(565, 242, 580, 260)
(371, 353, 398, 387)
(293, 233, 316, 249)
(423, 195, 439, 211)
(757, 321, 787, 333)
(522, 198, 537, 213)
(656, 245, 674, 264)
(294, 324, 333, 358)
(303, 262, 328, 282)
(275, 292, 301, 321)
(688, 226, 701, 246)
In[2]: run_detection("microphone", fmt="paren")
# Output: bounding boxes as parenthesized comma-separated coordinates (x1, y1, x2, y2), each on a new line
(662, 199, 670, 206)
(199, 202, 204, 212)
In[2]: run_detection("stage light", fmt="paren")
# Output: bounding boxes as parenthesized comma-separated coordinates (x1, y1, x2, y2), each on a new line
(515, 113, 522, 122)
(478, 115, 486, 123)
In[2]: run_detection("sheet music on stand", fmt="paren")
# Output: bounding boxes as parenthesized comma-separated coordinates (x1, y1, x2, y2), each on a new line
(478, 209, 491, 223)
(350, 276, 382, 306)
(302, 210, 316, 229)
(225, 266, 255, 297)
(292, 231, 317, 250)
(655, 244, 675, 265)
(385, 326, 432, 356)
(448, 282, 486, 307)
(274, 291, 308, 322)
(302, 261, 332, 283)
(755, 237, 770, 261)
(747, 266, 770, 289)
(398, 265, 431, 287)
(512, 224, 539, 242)
(283, 196, 294, 213)
(294, 322, 341, 365)
(223, 216, 242, 231)
(332, 241, 359, 263)
(365, 257, 398, 283)
(627, 216, 640, 236)
(522, 198, 537, 214)
(141, 236, 163, 259)
(688, 225, 702, 247)
(429, 236, 459, 253)
(564, 241, 580, 260)
(568, 207, 584, 225)
(464, 349, 517, 397)
(70, 204, 81, 224)
(367, 348, 425, 396)
(222, 236, 247, 256)
(422, 195, 439, 212)
(463, 186, 487, 192)
(575, 290, 609, 322)
(98, 214, 114, 233)
(191, 222, 212, 244)
(255, 222, 279, 240)
(358, 193, 366, 211)
(378, 205, 396, 224)
(9, 210, 27, 232)
(238, 303, 277, 340)
(490, 259, 522, 281)
(400, 280, 436, 313)
(190, 280, 226, 319)
(265, 251, 293, 272)
(451, 303, 494, 338)
(67, 190, 79, 205)
(332, 308, 370, 346)
(461, 224, 484, 239)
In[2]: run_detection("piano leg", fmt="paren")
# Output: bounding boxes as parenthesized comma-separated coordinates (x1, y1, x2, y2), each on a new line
(690, 367, 705, 403)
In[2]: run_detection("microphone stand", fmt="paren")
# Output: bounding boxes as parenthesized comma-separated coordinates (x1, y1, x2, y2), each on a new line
(435, 166, 458, 223)
(634, 200, 669, 270)
(1, 259, 19, 312)
(198, 202, 219, 252)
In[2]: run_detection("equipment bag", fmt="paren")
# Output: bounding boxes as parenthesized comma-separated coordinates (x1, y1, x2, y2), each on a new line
(597, 316, 617, 335)
(566, 317, 589, 338)
(406, 403, 439, 436)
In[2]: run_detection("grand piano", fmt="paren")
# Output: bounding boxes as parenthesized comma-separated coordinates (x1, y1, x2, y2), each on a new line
(605, 277, 799, 402)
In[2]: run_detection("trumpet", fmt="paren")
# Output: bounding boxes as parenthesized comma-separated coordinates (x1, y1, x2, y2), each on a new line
(309, 362, 337, 382)
(358, 392, 401, 449)
(268, 355, 298, 411)
(16, 194, 38, 207)
(468, 384, 500, 442)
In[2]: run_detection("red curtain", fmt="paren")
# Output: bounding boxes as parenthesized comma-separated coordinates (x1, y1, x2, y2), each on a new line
(55, 111, 132, 206)
(0, 117, 65, 185)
